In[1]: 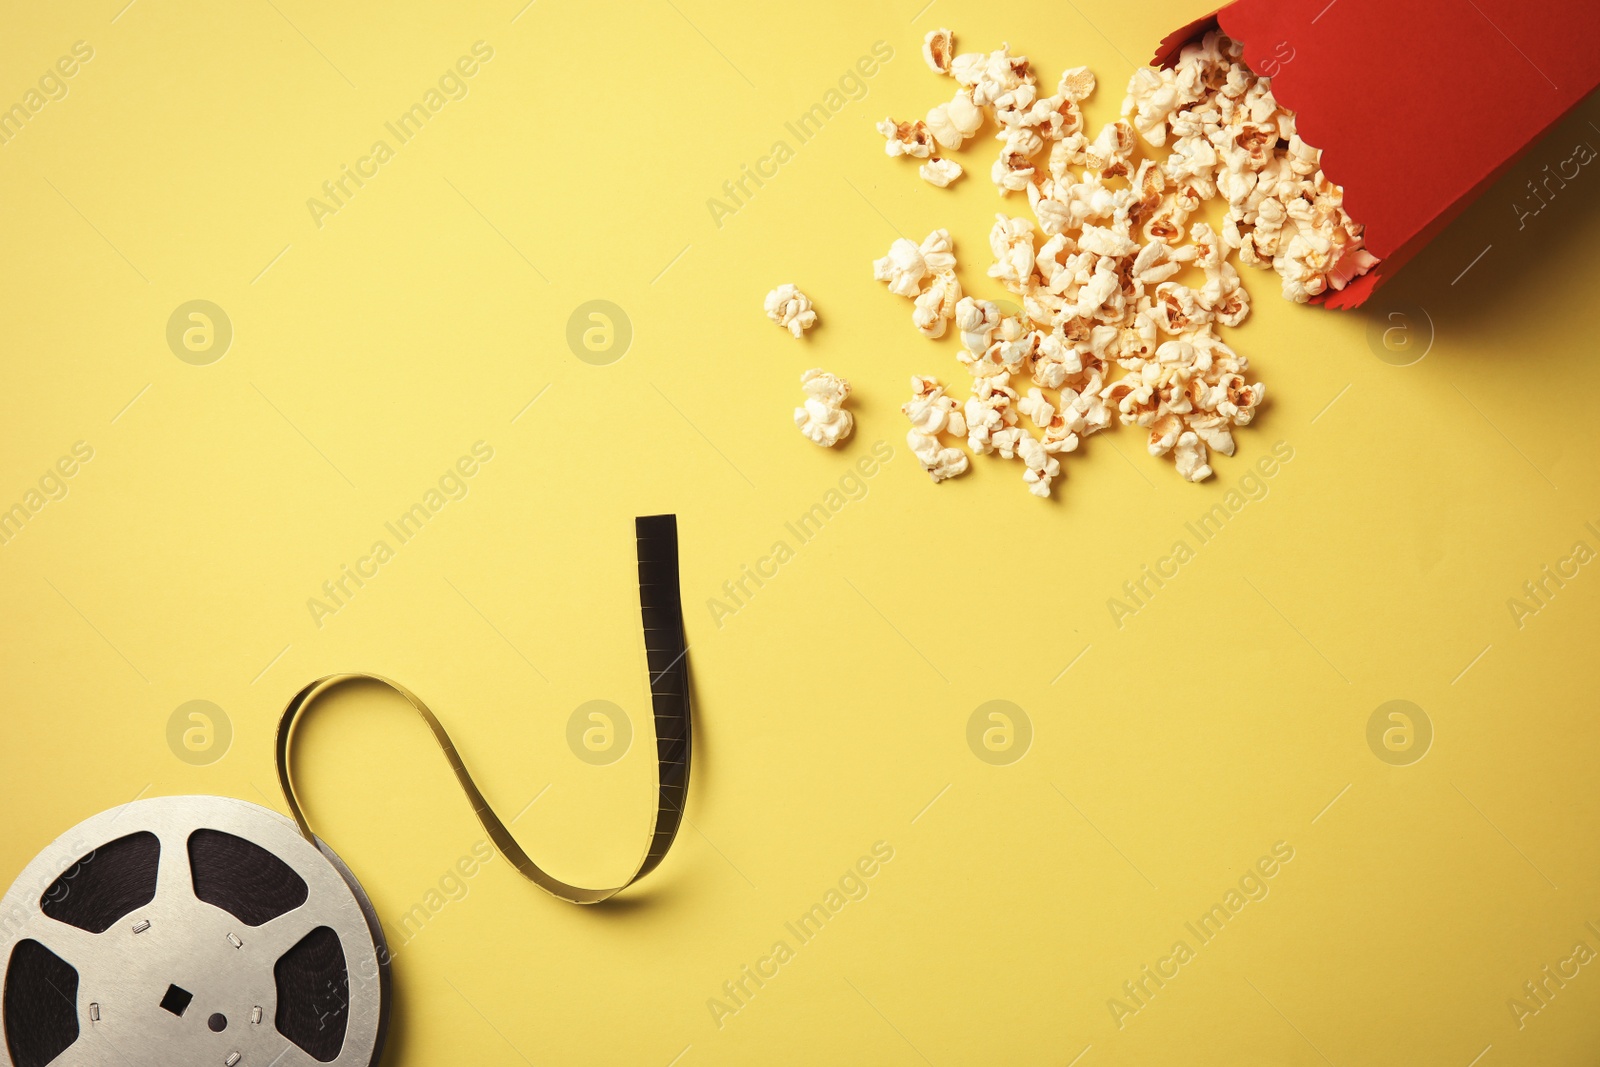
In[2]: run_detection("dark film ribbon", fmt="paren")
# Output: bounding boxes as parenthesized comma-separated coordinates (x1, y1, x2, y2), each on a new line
(274, 514, 692, 904)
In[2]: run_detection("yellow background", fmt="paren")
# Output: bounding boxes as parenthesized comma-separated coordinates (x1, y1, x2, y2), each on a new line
(2, 0, 1599, 1063)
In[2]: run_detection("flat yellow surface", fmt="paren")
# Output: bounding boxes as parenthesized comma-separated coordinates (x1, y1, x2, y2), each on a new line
(3, 0, 1599, 1063)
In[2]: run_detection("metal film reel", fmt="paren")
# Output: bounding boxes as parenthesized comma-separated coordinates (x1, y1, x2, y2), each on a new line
(0, 796, 388, 1067)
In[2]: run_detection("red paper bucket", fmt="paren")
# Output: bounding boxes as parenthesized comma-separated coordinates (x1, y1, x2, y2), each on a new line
(1155, 0, 1600, 307)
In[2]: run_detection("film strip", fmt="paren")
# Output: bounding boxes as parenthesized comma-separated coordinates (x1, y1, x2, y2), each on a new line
(0, 515, 692, 1064)
(274, 513, 693, 903)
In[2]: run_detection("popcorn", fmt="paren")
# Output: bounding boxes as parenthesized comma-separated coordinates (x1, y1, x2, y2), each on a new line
(998, 318, 1043, 371)
(1145, 29, 1373, 302)
(902, 375, 967, 436)
(920, 157, 964, 187)
(1017, 386, 1055, 428)
(1074, 259, 1122, 320)
(1150, 282, 1212, 335)
(1100, 330, 1265, 481)
(991, 124, 1044, 193)
(918, 227, 958, 273)
(986, 214, 1036, 290)
(873, 238, 929, 298)
(1172, 431, 1211, 482)
(851, 27, 1374, 493)
(1122, 67, 1181, 147)
(990, 425, 1025, 459)
(912, 270, 962, 338)
(794, 369, 854, 447)
(952, 296, 1005, 376)
(908, 431, 971, 482)
(763, 283, 817, 338)
(991, 81, 1040, 128)
(1130, 238, 1194, 287)
(871, 231, 963, 338)
(1017, 433, 1061, 498)
(1056, 66, 1096, 104)
(1083, 121, 1135, 178)
(875, 230, 959, 313)
(952, 44, 1033, 108)
(1189, 222, 1248, 326)
(962, 374, 1019, 456)
(1027, 331, 1082, 389)
(877, 117, 935, 158)
(1037, 400, 1086, 454)
(923, 28, 955, 74)
(902, 375, 971, 482)
(1017, 385, 1081, 470)
(927, 90, 984, 149)
(1078, 224, 1137, 259)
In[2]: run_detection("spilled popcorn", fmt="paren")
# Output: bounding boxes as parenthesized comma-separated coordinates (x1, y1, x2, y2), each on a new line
(794, 369, 854, 447)
(764, 284, 818, 338)
(1121, 32, 1376, 302)
(873, 228, 961, 337)
(858, 27, 1369, 498)
(902, 375, 970, 482)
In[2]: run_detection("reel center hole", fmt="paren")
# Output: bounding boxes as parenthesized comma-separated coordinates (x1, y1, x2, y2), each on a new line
(159, 984, 193, 1017)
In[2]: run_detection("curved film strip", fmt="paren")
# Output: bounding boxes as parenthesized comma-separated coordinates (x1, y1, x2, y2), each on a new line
(273, 514, 693, 904)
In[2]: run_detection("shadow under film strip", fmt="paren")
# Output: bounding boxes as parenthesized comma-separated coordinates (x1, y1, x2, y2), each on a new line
(273, 514, 693, 904)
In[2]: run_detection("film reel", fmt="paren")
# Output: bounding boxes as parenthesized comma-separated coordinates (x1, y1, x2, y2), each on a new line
(0, 796, 388, 1067)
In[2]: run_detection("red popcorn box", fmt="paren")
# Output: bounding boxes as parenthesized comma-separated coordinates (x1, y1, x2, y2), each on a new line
(1154, 0, 1600, 308)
